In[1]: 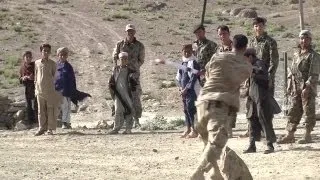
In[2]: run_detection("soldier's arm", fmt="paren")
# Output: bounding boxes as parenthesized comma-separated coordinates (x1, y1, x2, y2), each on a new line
(138, 43, 145, 67)
(268, 39, 279, 78)
(112, 42, 121, 66)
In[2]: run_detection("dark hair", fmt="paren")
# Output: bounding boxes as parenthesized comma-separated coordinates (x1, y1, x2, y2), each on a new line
(182, 44, 193, 51)
(23, 51, 32, 58)
(233, 34, 248, 50)
(244, 48, 256, 57)
(217, 25, 230, 33)
(40, 43, 51, 52)
(252, 17, 267, 26)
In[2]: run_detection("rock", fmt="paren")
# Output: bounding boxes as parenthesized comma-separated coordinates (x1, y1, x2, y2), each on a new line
(96, 120, 112, 129)
(222, 9, 231, 15)
(237, 9, 257, 18)
(0, 115, 14, 129)
(7, 106, 23, 113)
(161, 80, 175, 88)
(175, 156, 179, 160)
(219, 146, 253, 180)
(264, 0, 279, 5)
(152, 149, 158, 153)
(230, 7, 244, 16)
(144, 2, 167, 11)
(13, 110, 24, 120)
(14, 120, 28, 131)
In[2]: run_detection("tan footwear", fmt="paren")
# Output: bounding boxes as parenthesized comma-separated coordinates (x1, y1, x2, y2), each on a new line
(277, 131, 295, 144)
(297, 130, 312, 144)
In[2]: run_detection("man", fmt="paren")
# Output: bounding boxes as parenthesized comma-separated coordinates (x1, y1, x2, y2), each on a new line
(216, 25, 237, 138)
(217, 25, 232, 53)
(34, 44, 62, 136)
(243, 48, 280, 154)
(249, 17, 279, 97)
(278, 30, 320, 144)
(112, 24, 145, 127)
(193, 24, 217, 86)
(190, 34, 252, 180)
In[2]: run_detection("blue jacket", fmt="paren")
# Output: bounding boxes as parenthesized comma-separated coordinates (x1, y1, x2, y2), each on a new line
(55, 61, 76, 97)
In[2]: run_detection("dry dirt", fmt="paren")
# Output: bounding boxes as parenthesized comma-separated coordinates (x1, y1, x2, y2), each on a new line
(1, 0, 320, 179)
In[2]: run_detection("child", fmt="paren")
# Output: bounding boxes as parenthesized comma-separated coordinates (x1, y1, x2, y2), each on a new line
(19, 51, 37, 127)
(108, 52, 137, 134)
(55, 47, 76, 129)
(176, 44, 201, 138)
(34, 44, 62, 136)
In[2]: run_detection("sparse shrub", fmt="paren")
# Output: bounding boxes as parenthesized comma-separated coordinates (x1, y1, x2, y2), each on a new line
(151, 42, 162, 46)
(140, 115, 178, 131)
(203, 19, 213, 24)
(13, 23, 22, 32)
(111, 13, 129, 19)
(103, 17, 114, 21)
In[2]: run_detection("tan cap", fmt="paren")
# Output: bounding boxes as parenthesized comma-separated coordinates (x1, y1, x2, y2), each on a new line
(125, 24, 135, 31)
(119, 52, 128, 58)
(57, 47, 69, 55)
(299, 30, 312, 38)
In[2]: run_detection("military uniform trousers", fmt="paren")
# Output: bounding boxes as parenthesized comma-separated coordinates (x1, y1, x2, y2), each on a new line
(286, 91, 316, 132)
(37, 96, 59, 131)
(194, 100, 230, 175)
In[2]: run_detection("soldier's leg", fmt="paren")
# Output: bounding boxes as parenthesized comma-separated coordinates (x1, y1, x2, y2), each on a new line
(132, 84, 142, 127)
(278, 94, 303, 144)
(191, 101, 229, 180)
(298, 94, 316, 144)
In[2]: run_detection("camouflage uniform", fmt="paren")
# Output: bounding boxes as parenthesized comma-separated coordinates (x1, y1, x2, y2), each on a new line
(279, 47, 320, 144)
(194, 38, 217, 86)
(112, 38, 145, 120)
(249, 32, 279, 97)
(191, 52, 252, 180)
(217, 42, 237, 137)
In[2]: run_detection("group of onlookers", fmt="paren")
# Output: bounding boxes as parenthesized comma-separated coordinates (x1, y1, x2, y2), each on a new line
(19, 44, 88, 135)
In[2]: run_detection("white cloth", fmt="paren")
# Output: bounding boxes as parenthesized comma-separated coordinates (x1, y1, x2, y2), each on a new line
(174, 56, 201, 96)
(61, 97, 71, 123)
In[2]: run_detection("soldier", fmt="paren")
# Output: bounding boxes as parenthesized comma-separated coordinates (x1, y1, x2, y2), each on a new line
(217, 25, 232, 53)
(190, 34, 252, 180)
(216, 25, 237, 138)
(249, 17, 279, 97)
(193, 24, 217, 86)
(112, 24, 145, 128)
(278, 30, 320, 144)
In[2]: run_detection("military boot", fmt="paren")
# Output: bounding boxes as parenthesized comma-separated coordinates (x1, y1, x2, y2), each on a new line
(297, 129, 312, 144)
(277, 131, 295, 144)
(243, 138, 256, 154)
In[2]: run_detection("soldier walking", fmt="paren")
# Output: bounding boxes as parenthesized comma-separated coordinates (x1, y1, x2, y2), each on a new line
(278, 30, 320, 144)
(190, 35, 252, 180)
(112, 24, 145, 128)
(249, 17, 279, 97)
(193, 24, 217, 86)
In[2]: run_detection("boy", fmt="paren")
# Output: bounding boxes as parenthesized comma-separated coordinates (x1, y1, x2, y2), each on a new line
(55, 47, 76, 129)
(34, 44, 62, 136)
(19, 51, 38, 127)
(108, 52, 137, 134)
(176, 44, 200, 138)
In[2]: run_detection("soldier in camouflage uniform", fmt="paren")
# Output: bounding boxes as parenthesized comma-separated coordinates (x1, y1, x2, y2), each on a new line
(249, 17, 279, 97)
(193, 24, 217, 86)
(278, 30, 320, 144)
(216, 25, 237, 138)
(112, 24, 145, 127)
(190, 35, 252, 180)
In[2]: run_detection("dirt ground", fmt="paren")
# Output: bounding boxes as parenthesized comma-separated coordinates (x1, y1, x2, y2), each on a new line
(1, 0, 320, 179)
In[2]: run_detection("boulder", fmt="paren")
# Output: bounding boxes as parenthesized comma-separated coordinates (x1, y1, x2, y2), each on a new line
(14, 120, 29, 131)
(219, 146, 253, 180)
(13, 110, 25, 121)
(230, 7, 244, 16)
(237, 9, 257, 18)
(96, 120, 112, 129)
